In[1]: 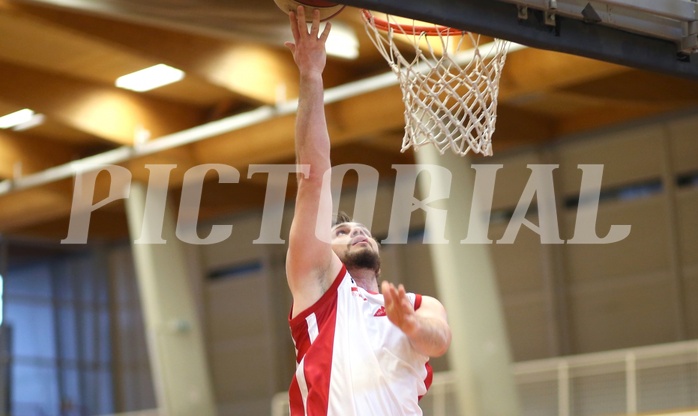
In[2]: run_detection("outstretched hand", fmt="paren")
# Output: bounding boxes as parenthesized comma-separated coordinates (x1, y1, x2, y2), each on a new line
(381, 281, 418, 336)
(382, 281, 452, 357)
(285, 6, 332, 76)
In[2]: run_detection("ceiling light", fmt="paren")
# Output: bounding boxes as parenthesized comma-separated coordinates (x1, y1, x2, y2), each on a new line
(116, 64, 185, 92)
(324, 22, 359, 60)
(13, 113, 45, 131)
(0, 109, 35, 129)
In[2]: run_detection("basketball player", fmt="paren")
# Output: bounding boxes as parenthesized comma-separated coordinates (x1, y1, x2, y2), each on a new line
(284, 6, 452, 415)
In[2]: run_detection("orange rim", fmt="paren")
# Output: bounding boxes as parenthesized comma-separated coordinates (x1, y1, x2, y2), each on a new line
(361, 9, 465, 36)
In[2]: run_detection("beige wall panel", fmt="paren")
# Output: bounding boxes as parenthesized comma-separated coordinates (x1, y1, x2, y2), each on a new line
(199, 214, 266, 270)
(490, 222, 546, 294)
(205, 273, 275, 412)
(667, 114, 698, 175)
(400, 242, 439, 297)
(503, 297, 553, 361)
(208, 340, 274, 407)
(489, 220, 552, 361)
(206, 274, 270, 342)
(563, 196, 671, 283)
(487, 150, 543, 211)
(217, 400, 272, 416)
(683, 266, 698, 338)
(556, 125, 665, 197)
(677, 189, 698, 267)
(568, 274, 679, 353)
(375, 244, 401, 285)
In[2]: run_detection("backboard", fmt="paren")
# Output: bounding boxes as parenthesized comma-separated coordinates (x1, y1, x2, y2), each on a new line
(339, 0, 698, 80)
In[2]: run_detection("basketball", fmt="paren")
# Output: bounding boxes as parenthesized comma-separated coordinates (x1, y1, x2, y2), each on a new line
(274, 0, 346, 22)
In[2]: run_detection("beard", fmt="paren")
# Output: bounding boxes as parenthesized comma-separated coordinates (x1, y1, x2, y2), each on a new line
(343, 247, 381, 275)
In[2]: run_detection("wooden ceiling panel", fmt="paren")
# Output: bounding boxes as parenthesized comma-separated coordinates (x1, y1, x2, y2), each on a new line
(8, 120, 108, 146)
(0, 6, 154, 83)
(506, 91, 605, 117)
(559, 70, 698, 103)
(555, 101, 694, 137)
(0, 130, 79, 179)
(492, 105, 557, 151)
(0, 180, 74, 232)
(10, 1, 302, 105)
(192, 114, 297, 166)
(0, 3, 232, 106)
(0, 59, 206, 145)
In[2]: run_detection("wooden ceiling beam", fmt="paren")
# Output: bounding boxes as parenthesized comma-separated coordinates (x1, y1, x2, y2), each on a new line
(500, 48, 633, 100)
(191, 85, 404, 167)
(555, 101, 693, 137)
(354, 131, 407, 154)
(192, 114, 296, 167)
(0, 59, 205, 146)
(9, 2, 307, 106)
(558, 70, 698, 102)
(0, 130, 79, 180)
(125, 146, 201, 189)
(0, 180, 74, 232)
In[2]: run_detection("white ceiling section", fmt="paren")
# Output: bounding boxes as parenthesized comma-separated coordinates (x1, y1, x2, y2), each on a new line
(0, 0, 697, 241)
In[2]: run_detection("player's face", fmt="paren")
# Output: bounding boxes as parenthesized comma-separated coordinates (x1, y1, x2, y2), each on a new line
(331, 222, 381, 271)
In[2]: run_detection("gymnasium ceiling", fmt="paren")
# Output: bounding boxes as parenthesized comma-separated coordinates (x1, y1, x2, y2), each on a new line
(1, 0, 698, 243)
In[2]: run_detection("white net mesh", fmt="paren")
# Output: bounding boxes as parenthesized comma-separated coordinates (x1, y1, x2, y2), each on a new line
(362, 11, 510, 156)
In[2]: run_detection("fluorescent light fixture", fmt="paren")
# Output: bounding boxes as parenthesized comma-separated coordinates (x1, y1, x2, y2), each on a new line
(13, 113, 45, 131)
(116, 64, 185, 92)
(325, 22, 359, 60)
(0, 109, 35, 129)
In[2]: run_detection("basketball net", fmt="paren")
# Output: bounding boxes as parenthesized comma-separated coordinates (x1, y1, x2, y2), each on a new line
(361, 10, 510, 156)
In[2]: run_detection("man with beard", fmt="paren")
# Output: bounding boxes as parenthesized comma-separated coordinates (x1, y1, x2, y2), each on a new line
(283, 7, 452, 416)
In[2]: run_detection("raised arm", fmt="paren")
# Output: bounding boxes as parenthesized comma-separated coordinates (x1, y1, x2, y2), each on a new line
(285, 7, 343, 317)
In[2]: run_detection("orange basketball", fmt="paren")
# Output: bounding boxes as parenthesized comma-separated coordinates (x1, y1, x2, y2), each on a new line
(274, 0, 346, 22)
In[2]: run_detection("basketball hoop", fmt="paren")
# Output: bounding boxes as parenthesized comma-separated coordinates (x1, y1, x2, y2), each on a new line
(361, 10, 510, 156)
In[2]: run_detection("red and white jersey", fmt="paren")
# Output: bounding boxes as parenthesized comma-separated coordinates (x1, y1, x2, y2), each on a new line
(288, 265, 433, 415)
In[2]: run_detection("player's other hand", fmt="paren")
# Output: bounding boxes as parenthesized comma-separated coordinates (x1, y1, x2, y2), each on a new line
(381, 281, 418, 336)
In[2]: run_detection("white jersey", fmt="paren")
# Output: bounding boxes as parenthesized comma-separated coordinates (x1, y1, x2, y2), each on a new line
(288, 265, 433, 415)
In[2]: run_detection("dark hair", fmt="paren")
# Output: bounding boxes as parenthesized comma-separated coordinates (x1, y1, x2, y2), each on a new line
(333, 211, 353, 226)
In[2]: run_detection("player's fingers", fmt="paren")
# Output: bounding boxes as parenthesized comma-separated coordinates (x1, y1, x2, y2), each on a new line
(383, 281, 400, 308)
(288, 16, 300, 43)
(320, 21, 332, 41)
(284, 41, 296, 54)
(310, 9, 320, 35)
(401, 296, 412, 312)
(296, 6, 307, 32)
(397, 284, 407, 300)
(389, 283, 400, 300)
(381, 281, 393, 305)
(288, 11, 298, 36)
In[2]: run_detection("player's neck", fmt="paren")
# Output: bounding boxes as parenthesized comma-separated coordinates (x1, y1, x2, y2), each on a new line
(348, 267, 379, 293)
